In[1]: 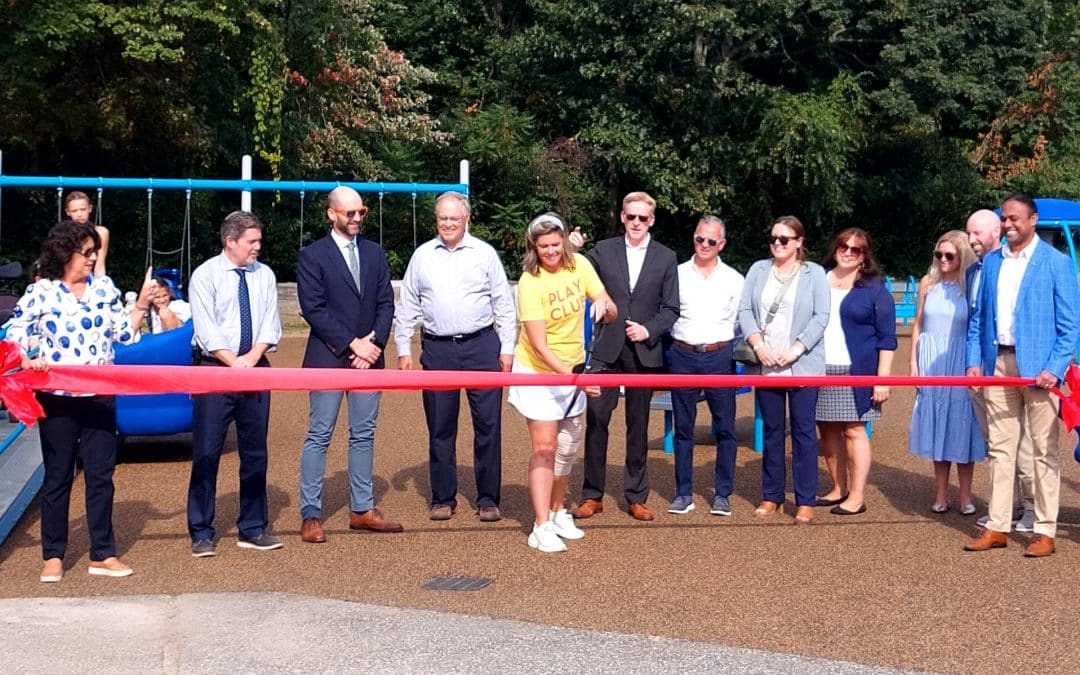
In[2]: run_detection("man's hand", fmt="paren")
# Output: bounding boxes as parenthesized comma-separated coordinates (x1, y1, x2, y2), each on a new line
(625, 320, 649, 342)
(350, 331, 382, 366)
(499, 354, 513, 372)
(398, 355, 413, 371)
(1035, 369, 1059, 390)
(583, 385, 602, 398)
(966, 366, 982, 394)
(568, 227, 587, 250)
(232, 354, 257, 368)
(350, 354, 371, 369)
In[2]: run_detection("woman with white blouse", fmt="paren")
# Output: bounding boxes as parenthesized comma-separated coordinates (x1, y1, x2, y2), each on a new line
(7, 220, 154, 583)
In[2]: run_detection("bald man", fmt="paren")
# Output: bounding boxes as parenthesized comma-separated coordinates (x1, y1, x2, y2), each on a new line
(966, 209, 1034, 532)
(295, 186, 402, 544)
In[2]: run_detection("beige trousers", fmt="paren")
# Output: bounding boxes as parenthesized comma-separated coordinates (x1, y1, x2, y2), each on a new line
(981, 352, 1061, 536)
(971, 386, 1034, 511)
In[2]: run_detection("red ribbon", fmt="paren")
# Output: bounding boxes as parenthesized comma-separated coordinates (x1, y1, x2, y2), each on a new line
(5, 358, 1080, 433)
(0, 341, 46, 426)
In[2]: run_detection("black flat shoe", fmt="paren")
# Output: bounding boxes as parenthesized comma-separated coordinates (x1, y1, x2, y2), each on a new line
(829, 504, 867, 516)
(815, 494, 847, 507)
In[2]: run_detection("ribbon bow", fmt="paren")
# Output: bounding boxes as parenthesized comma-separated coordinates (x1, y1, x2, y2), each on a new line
(0, 340, 45, 426)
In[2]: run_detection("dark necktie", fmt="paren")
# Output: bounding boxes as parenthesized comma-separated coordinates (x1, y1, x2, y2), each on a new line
(235, 268, 252, 355)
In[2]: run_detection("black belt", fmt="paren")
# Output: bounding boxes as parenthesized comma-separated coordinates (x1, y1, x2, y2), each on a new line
(998, 344, 1016, 353)
(422, 325, 494, 344)
(672, 339, 732, 353)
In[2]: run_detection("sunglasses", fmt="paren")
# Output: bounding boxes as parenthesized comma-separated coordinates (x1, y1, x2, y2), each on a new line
(770, 235, 796, 246)
(76, 245, 98, 258)
(694, 235, 719, 247)
(934, 251, 956, 262)
(838, 243, 865, 257)
(624, 214, 652, 223)
(331, 206, 369, 219)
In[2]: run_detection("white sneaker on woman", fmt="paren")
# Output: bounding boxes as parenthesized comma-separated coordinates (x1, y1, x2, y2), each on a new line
(550, 508, 585, 540)
(528, 521, 567, 553)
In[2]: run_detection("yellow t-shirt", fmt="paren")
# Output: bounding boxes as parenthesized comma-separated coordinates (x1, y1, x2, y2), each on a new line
(514, 254, 605, 373)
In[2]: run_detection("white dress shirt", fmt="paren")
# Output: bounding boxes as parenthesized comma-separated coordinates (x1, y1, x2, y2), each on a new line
(995, 236, 1038, 346)
(670, 257, 744, 344)
(189, 252, 281, 356)
(625, 234, 650, 293)
(394, 232, 517, 356)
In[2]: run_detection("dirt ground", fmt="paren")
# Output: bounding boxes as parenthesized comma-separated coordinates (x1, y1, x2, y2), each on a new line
(2, 333, 1079, 674)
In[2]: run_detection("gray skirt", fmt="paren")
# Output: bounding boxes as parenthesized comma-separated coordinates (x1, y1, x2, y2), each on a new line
(815, 364, 882, 423)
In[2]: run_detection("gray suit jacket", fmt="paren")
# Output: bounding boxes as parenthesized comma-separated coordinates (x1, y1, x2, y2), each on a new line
(586, 236, 679, 368)
(737, 260, 830, 375)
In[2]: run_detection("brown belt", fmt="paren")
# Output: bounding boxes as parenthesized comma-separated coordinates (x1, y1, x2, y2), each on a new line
(672, 339, 732, 353)
(997, 344, 1016, 353)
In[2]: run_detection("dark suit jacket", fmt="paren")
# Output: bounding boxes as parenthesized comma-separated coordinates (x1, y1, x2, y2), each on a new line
(297, 233, 395, 369)
(586, 235, 679, 368)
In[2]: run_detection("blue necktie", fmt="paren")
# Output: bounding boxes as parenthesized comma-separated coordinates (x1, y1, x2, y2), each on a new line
(235, 268, 252, 355)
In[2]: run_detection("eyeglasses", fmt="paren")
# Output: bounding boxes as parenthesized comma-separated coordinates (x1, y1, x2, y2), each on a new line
(331, 206, 369, 219)
(934, 251, 956, 262)
(694, 235, 719, 247)
(624, 214, 652, 223)
(770, 235, 795, 246)
(838, 243, 865, 257)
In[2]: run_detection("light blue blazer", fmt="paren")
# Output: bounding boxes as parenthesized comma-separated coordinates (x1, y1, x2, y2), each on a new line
(966, 238, 1080, 381)
(738, 260, 830, 376)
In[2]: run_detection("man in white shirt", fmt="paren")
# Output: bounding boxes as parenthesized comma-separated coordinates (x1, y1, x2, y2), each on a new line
(666, 216, 745, 516)
(187, 211, 283, 557)
(395, 191, 517, 522)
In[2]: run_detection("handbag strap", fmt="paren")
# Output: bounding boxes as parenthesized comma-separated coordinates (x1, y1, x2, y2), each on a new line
(760, 264, 800, 332)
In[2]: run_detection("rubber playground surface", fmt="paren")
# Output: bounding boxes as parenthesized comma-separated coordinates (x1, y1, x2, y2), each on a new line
(1, 333, 1079, 674)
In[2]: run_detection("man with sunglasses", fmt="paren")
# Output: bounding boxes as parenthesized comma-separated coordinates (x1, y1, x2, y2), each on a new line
(395, 191, 517, 522)
(293, 186, 402, 543)
(965, 194, 1080, 557)
(573, 191, 679, 521)
(666, 216, 744, 517)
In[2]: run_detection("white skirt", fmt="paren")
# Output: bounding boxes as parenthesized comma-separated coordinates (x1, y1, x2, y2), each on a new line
(507, 360, 586, 421)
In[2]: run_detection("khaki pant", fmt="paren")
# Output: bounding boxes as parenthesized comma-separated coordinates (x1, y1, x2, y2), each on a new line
(981, 352, 1061, 536)
(970, 385, 1034, 511)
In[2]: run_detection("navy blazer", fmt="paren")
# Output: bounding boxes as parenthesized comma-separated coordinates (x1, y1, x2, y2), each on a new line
(836, 276, 897, 416)
(585, 236, 679, 368)
(296, 233, 395, 369)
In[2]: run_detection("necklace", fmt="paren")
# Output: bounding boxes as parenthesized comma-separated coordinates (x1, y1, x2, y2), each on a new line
(772, 264, 798, 283)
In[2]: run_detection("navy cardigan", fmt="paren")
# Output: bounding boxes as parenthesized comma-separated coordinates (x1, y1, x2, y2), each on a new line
(836, 276, 897, 416)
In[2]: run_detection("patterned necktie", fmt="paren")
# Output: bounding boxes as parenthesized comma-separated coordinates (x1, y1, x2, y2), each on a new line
(347, 241, 361, 290)
(235, 268, 252, 355)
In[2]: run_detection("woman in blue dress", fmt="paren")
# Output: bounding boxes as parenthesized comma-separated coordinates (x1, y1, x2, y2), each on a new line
(908, 230, 987, 514)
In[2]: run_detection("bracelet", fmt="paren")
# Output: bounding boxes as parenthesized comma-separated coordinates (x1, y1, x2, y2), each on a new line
(751, 343, 764, 352)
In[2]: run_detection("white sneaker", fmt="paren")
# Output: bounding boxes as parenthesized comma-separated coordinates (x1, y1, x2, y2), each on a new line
(1014, 509, 1036, 533)
(550, 509, 585, 540)
(528, 521, 567, 553)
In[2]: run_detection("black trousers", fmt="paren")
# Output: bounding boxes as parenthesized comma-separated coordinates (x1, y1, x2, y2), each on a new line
(582, 340, 657, 504)
(419, 330, 502, 509)
(36, 393, 118, 561)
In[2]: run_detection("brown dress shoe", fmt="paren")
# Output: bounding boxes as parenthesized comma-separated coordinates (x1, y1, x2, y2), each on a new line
(301, 517, 326, 543)
(429, 504, 454, 521)
(477, 505, 502, 522)
(794, 505, 814, 525)
(628, 503, 655, 521)
(964, 529, 1007, 551)
(571, 499, 603, 519)
(349, 508, 404, 533)
(1024, 534, 1055, 557)
(754, 501, 780, 517)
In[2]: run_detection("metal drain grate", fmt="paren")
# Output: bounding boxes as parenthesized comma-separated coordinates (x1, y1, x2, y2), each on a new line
(421, 576, 493, 591)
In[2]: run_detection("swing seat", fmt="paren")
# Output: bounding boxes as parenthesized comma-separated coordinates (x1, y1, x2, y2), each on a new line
(114, 322, 194, 436)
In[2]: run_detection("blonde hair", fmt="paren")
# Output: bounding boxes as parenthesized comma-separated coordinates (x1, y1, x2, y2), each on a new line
(522, 212, 576, 276)
(927, 229, 976, 292)
(622, 191, 656, 212)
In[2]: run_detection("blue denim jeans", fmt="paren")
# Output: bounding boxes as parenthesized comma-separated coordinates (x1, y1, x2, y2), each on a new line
(299, 390, 381, 519)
